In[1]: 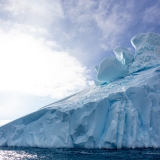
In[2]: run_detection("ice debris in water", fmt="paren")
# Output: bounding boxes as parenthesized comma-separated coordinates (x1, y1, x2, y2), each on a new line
(1, 32, 160, 149)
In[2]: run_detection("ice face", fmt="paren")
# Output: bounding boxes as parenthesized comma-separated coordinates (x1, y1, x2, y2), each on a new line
(129, 32, 160, 73)
(131, 32, 160, 55)
(96, 57, 128, 83)
(114, 47, 134, 67)
(1, 32, 160, 149)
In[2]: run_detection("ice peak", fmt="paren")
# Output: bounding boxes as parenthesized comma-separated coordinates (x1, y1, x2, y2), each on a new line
(130, 32, 160, 73)
(131, 32, 160, 55)
(94, 32, 160, 86)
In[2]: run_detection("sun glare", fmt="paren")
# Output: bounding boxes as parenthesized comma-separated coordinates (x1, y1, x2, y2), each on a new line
(0, 28, 89, 98)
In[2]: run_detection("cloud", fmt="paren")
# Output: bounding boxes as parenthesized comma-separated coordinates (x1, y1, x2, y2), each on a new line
(143, 5, 160, 25)
(94, 2, 133, 36)
(0, 0, 137, 70)
(0, 26, 92, 99)
(1, 0, 64, 26)
(62, 0, 135, 51)
(0, 0, 94, 101)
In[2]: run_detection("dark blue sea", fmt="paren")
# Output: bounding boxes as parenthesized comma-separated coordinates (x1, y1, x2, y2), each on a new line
(0, 147, 160, 159)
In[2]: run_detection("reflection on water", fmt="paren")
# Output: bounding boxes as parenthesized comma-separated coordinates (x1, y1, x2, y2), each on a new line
(0, 147, 160, 160)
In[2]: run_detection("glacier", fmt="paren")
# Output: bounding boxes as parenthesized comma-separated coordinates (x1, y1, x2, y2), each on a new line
(1, 32, 160, 149)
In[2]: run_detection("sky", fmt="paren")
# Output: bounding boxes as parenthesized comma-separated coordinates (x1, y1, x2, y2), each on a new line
(0, 0, 160, 126)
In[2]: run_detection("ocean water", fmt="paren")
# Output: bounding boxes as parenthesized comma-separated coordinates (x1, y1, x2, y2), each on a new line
(0, 147, 160, 160)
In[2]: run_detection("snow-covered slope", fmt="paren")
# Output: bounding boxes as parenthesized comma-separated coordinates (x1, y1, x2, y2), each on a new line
(1, 32, 160, 149)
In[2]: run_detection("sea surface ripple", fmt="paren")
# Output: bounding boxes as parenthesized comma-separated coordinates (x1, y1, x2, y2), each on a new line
(0, 147, 160, 160)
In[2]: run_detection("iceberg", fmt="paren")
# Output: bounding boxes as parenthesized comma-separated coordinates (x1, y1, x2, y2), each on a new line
(1, 32, 160, 149)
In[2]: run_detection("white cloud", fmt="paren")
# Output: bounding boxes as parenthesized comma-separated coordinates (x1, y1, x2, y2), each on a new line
(143, 5, 160, 25)
(0, 27, 92, 99)
(63, 0, 96, 24)
(45, 40, 59, 49)
(94, 1, 134, 48)
(62, 0, 135, 51)
(2, 0, 64, 23)
(101, 44, 109, 51)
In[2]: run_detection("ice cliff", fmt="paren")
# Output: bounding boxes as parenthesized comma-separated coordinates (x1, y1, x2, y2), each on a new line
(1, 32, 160, 149)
